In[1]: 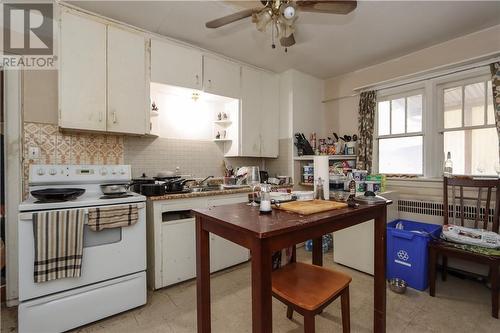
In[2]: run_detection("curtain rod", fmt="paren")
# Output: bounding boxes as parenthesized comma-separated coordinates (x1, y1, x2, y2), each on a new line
(322, 53, 500, 104)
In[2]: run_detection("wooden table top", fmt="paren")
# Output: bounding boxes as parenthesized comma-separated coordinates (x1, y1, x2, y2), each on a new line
(193, 201, 390, 239)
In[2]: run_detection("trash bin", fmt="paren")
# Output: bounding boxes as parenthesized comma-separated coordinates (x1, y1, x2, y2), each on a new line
(387, 219, 442, 291)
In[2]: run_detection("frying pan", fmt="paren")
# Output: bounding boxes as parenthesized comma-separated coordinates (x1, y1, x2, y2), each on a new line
(31, 188, 86, 202)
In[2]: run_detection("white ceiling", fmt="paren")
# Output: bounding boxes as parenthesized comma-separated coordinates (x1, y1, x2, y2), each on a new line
(68, 1, 500, 79)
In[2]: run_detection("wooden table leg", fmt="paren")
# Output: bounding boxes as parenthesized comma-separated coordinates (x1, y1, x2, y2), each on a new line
(196, 216, 211, 333)
(373, 207, 387, 333)
(312, 237, 323, 266)
(251, 239, 273, 333)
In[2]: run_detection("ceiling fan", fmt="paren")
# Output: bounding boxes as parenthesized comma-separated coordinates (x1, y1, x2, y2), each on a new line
(205, 1, 357, 50)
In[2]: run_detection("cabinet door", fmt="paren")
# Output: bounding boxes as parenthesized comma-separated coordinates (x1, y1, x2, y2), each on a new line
(208, 195, 250, 272)
(260, 72, 279, 157)
(203, 56, 240, 98)
(240, 67, 262, 157)
(161, 218, 196, 286)
(107, 26, 147, 134)
(59, 11, 106, 131)
(151, 39, 202, 90)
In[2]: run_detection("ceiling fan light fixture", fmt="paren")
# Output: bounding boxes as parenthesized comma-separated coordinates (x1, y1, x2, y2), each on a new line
(282, 3, 296, 20)
(254, 9, 273, 32)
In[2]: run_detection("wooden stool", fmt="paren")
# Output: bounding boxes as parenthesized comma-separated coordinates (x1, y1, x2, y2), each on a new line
(272, 262, 352, 333)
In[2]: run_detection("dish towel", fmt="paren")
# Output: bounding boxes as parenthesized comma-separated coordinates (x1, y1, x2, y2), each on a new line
(33, 209, 85, 283)
(87, 204, 139, 231)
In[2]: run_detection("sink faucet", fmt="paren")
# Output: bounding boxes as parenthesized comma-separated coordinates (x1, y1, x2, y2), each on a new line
(198, 176, 214, 186)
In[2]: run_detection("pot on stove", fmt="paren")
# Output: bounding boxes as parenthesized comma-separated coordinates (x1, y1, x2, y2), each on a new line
(131, 173, 155, 193)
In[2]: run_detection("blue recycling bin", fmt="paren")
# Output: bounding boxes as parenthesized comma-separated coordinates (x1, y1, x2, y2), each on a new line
(386, 219, 442, 291)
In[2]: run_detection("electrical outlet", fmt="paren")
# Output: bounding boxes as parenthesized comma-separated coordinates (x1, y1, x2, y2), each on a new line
(28, 146, 40, 159)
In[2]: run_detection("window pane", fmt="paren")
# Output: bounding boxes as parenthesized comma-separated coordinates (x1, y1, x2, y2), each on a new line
(407, 94, 422, 132)
(444, 87, 462, 128)
(379, 136, 423, 174)
(391, 98, 405, 134)
(487, 80, 495, 125)
(464, 82, 485, 126)
(378, 101, 390, 135)
(444, 128, 499, 176)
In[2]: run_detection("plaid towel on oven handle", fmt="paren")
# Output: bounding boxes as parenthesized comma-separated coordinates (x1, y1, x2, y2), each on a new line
(33, 209, 85, 283)
(87, 204, 139, 231)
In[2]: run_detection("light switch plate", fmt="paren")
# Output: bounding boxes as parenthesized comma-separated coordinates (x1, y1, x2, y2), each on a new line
(28, 146, 40, 159)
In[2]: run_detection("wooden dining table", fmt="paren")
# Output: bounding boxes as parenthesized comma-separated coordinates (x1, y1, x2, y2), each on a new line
(193, 201, 389, 333)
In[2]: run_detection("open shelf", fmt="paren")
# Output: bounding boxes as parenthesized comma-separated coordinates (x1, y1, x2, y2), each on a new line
(299, 182, 314, 187)
(213, 139, 232, 142)
(293, 155, 357, 161)
(214, 120, 232, 126)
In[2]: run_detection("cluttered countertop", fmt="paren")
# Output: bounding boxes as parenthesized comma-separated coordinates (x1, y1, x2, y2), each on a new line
(147, 184, 293, 201)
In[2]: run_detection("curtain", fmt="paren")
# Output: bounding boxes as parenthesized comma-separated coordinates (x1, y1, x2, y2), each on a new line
(490, 62, 500, 158)
(357, 90, 377, 173)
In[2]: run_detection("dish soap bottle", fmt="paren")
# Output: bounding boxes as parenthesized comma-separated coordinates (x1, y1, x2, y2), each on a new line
(314, 177, 325, 200)
(444, 152, 453, 177)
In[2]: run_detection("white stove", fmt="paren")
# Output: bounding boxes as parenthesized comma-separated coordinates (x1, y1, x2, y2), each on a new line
(18, 165, 147, 333)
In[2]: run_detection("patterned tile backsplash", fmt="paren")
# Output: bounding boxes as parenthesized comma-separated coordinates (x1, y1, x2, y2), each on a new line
(23, 122, 124, 196)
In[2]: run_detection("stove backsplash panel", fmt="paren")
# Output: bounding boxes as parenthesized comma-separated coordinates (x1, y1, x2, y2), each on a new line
(22, 122, 124, 197)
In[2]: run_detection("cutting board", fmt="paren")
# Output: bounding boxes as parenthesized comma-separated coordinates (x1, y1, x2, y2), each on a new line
(276, 200, 348, 215)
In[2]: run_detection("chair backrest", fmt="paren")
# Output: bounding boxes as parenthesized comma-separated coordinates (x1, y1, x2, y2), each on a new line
(443, 177, 500, 232)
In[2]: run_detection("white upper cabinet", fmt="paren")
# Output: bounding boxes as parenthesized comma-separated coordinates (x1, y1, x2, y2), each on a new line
(59, 10, 148, 134)
(60, 11, 107, 131)
(107, 26, 148, 134)
(260, 72, 279, 158)
(239, 66, 279, 158)
(151, 39, 202, 90)
(240, 67, 263, 157)
(203, 56, 241, 99)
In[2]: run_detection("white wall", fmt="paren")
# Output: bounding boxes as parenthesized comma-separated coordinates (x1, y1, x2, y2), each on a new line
(324, 25, 500, 137)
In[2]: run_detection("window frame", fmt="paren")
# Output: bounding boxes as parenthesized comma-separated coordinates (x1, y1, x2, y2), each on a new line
(372, 65, 496, 178)
(374, 86, 426, 176)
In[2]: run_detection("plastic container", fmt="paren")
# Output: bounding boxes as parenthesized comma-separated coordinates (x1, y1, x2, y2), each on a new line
(386, 219, 442, 291)
(303, 165, 314, 174)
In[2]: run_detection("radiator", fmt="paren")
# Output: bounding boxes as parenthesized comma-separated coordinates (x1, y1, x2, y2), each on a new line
(398, 199, 495, 227)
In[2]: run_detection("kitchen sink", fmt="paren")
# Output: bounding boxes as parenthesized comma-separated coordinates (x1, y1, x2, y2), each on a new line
(189, 185, 221, 193)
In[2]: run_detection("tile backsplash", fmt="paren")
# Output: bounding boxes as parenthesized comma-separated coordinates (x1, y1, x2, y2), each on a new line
(124, 136, 263, 178)
(23, 122, 124, 196)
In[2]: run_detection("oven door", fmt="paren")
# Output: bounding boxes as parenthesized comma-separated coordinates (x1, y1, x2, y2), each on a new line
(18, 202, 146, 301)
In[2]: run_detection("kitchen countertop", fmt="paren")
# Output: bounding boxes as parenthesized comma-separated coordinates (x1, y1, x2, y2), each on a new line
(147, 185, 294, 201)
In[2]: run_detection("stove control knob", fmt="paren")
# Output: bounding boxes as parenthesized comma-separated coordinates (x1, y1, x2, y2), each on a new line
(36, 168, 45, 176)
(111, 169, 117, 175)
(119, 169, 126, 175)
(49, 168, 57, 175)
(100, 168, 108, 176)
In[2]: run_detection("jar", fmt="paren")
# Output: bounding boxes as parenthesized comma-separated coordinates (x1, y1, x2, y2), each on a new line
(259, 184, 272, 214)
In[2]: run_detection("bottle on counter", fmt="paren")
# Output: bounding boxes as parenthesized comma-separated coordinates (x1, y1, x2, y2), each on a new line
(444, 152, 453, 177)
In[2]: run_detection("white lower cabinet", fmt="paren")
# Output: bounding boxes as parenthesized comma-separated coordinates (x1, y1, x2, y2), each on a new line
(152, 194, 250, 289)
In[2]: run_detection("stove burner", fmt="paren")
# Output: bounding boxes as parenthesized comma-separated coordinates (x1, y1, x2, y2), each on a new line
(100, 193, 134, 199)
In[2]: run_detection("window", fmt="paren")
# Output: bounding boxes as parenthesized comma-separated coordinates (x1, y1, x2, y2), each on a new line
(376, 92, 423, 175)
(374, 66, 499, 178)
(440, 77, 498, 176)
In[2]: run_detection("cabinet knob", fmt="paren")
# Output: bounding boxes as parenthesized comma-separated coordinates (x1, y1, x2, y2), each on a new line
(112, 111, 117, 124)
(208, 79, 212, 88)
(98, 113, 103, 122)
(195, 74, 199, 85)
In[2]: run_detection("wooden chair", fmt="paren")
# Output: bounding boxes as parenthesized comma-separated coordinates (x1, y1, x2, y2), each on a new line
(428, 177, 500, 318)
(272, 246, 352, 332)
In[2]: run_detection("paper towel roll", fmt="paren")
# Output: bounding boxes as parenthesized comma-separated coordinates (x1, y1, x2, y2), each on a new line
(313, 156, 329, 200)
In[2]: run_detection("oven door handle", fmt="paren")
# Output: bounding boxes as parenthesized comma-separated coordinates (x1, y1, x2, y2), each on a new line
(18, 202, 145, 221)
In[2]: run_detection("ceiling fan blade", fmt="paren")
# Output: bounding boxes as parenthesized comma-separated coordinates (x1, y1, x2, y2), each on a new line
(296, 0, 357, 14)
(205, 8, 257, 28)
(280, 33, 295, 47)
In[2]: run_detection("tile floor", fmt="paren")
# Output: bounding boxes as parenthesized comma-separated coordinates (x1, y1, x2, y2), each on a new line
(2, 248, 499, 332)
